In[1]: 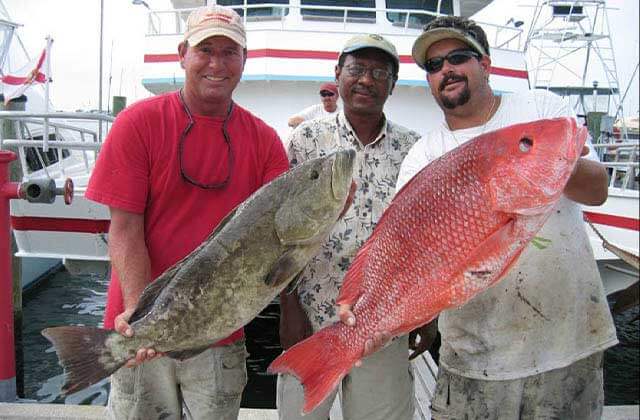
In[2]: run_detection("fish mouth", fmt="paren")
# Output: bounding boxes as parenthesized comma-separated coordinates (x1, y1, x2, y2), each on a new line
(331, 149, 356, 201)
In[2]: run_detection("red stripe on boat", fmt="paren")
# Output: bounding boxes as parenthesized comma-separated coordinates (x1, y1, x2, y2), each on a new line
(11, 216, 110, 234)
(583, 211, 640, 231)
(144, 51, 528, 79)
(10, 212, 636, 235)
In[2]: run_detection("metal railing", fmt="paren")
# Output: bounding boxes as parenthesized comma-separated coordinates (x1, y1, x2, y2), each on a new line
(592, 142, 639, 191)
(0, 111, 114, 178)
(143, 4, 523, 49)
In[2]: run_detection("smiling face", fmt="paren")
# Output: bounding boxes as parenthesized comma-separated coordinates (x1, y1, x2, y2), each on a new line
(425, 38, 491, 110)
(178, 35, 246, 116)
(335, 49, 396, 117)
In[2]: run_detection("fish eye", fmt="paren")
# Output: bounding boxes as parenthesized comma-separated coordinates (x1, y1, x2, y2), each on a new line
(519, 137, 533, 152)
(310, 170, 319, 180)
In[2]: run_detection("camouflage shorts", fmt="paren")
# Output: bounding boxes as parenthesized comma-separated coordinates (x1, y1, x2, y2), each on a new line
(431, 352, 604, 420)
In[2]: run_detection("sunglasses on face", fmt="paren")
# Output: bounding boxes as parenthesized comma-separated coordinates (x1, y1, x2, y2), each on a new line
(320, 91, 335, 97)
(424, 49, 481, 74)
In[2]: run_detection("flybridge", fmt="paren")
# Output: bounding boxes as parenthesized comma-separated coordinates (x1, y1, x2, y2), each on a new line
(139, 0, 528, 142)
(149, 1, 505, 38)
(140, 1, 527, 95)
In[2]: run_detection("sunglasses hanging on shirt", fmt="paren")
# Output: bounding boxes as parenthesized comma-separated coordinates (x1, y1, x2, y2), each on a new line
(177, 89, 234, 189)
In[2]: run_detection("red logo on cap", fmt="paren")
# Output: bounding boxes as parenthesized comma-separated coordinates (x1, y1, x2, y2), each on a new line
(203, 12, 233, 24)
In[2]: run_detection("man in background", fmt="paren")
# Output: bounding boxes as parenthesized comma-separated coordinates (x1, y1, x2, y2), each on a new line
(287, 82, 340, 128)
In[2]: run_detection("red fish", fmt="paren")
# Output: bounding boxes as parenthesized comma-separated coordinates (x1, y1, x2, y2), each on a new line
(268, 117, 587, 413)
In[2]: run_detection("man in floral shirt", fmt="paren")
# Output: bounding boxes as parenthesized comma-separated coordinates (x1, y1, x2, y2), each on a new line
(277, 34, 428, 420)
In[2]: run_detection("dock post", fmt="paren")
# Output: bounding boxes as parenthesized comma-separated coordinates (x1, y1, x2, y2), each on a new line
(0, 150, 19, 402)
(0, 95, 27, 398)
(0, 149, 73, 402)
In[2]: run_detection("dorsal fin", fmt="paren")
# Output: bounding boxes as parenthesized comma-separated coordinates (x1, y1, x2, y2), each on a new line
(129, 264, 179, 323)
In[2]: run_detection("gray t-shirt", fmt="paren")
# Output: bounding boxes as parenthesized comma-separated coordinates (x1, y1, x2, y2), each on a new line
(396, 90, 617, 380)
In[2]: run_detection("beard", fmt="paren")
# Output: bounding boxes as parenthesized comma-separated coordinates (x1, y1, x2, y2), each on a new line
(439, 74, 471, 109)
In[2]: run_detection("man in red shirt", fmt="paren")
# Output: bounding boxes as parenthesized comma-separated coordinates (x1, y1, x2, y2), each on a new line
(86, 5, 289, 419)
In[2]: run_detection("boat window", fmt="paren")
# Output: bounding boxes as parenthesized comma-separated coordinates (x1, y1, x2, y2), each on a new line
(215, 0, 290, 19)
(25, 147, 71, 173)
(24, 134, 71, 173)
(385, 0, 453, 28)
(301, 1, 375, 22)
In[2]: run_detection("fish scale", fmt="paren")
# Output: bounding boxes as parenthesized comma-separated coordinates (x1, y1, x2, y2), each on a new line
(269, 117, 587, 414)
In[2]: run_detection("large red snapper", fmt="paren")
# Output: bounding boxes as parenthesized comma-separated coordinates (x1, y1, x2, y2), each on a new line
(268, 117, 588, 413)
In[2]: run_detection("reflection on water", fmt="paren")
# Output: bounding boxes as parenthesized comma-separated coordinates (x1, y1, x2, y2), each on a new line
(21, 268, 638, 408)
(22, 270, 110, 405)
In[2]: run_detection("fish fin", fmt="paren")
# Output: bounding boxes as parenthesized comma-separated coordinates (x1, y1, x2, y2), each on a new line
(41, 326, 124, 395)
(448, 219, 524, 306)
(265, 249, 305, 287)
(268, 325, 354, 414)
(336, 241, 372, 305)
(129, 267, 177, 323)
(274, 205, 322, 246)
(165, 346, 209, 361)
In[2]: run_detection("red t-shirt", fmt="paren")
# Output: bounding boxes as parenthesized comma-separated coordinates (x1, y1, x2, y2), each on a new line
(86, 91, 289, 346)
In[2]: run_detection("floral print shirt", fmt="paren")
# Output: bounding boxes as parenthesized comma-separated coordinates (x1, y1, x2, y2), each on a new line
(287, 111, 420, 330)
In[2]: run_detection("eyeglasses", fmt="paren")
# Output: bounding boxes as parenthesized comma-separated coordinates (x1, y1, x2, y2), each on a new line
(178, 90, 234, 189)
(343, 64, 393, 81)
(424, 49, 481, 74)
(320, 91, 335, 97)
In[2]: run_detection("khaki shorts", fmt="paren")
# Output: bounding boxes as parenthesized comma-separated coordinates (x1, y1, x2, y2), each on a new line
(431, 352, 604, 420)
(276, 335, 415, 420)
(107, 340, 248, 420)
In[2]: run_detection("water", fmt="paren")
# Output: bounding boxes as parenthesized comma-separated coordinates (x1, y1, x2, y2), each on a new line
(20, 268, 639, 407)
(603, 295, 640, 405)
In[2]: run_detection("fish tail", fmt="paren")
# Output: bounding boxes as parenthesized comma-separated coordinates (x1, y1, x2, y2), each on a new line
(268, 325, 354, 414)
(42, 326, 125, 395)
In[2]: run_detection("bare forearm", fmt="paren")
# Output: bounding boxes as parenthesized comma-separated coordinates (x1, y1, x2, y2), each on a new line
(279, 286, 312, 348)
(109, 210, 151, 311)
(280, 287, 301, 315)
(564, 158, 608, 205)
(288, 116, 304, 128)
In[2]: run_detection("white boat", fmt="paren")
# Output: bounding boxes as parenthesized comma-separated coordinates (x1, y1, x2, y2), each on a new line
(0, 4, 69, 290)
(3, 0, 636, 288)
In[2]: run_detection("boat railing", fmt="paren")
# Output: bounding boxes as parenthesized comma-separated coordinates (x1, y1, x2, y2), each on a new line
(592, 141, 639, 192)
(144, 4, 523, 50)
(0, 111, 114, 179)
